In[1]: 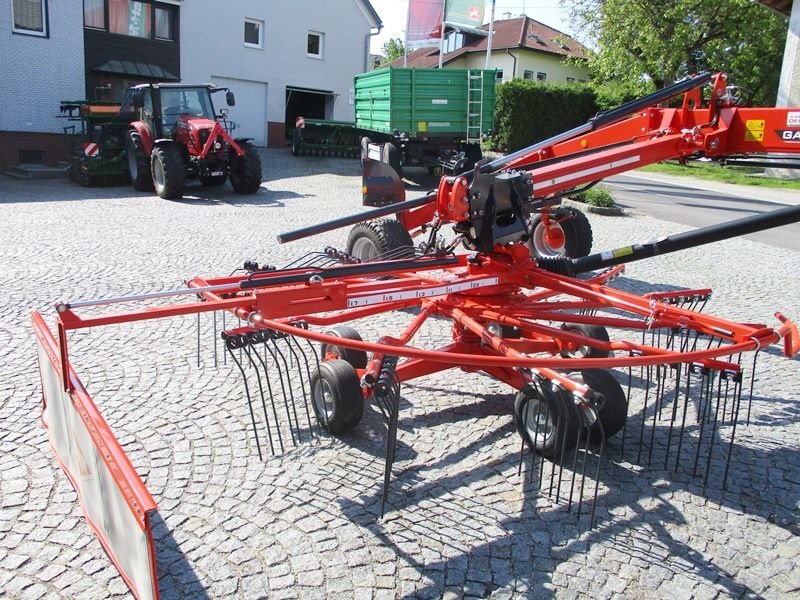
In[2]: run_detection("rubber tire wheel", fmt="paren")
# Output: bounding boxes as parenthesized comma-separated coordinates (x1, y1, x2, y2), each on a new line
(576, 369, 628, 443)
(310, 359, 364, 433)
(559, 323, 611, 359)
(229, 141, 263, 194)
(151, 144, 186, 200)
(513, 386, 582, 459)
(346, 218, 415, 262)
(529, 209, 593, 258)
(360, 136, 372, 164)
(126, 129, 153, 191)
(381, 142, 403, 178)
(199, 174, 227, 187)
(320, 326, 368, 370)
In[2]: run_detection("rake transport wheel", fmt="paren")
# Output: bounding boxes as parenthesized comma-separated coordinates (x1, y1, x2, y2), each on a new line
(559, 323, 611, 359)
(571, 369, 628, 443)
(514, 386, 582, 459)
(346, 219, 415, 262)
(529, 208, 593, 258)
(151, 143, 186, 200)
(126, 130, 153, 191)
(310, 359, 364, 433)
(229, 141, 263, 194)
(320, 326, 368, 369)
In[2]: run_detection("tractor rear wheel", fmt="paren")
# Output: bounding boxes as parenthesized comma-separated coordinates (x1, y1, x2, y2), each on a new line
(513, 386, 581, 459)
(310, 359, 364, 433)
(151, 144, 186, 200)
(126, 130, 153, 192)
(346, 219, 415, 262)
(229, 141, 262, 194)
(529, 208, 593, 258)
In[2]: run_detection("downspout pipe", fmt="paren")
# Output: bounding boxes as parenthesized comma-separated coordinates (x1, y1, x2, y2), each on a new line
(365, 25, 383, 72)
(505, 47, 517, 80)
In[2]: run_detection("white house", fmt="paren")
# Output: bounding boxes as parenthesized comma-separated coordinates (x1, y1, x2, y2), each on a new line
(0, 0, 85, 168)
(180, 0, 382, 147)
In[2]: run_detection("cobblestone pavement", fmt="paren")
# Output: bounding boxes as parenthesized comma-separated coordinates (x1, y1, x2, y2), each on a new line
(1, 150, 799, 599)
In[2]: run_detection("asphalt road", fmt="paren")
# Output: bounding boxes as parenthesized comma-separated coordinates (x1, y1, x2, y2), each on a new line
(606, 172, 800, 251)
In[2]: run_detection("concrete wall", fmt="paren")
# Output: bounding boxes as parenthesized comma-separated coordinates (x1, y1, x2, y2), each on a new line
(0, 0, 84, 165)
(449, 49, 589, 84)
(180, 0, 378, 147)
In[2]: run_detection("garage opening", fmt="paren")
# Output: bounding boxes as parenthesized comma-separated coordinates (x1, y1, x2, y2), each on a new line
(285, 86, 336, 140)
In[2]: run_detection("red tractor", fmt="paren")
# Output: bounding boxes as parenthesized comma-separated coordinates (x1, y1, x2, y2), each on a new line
(123, 83, 262, 199)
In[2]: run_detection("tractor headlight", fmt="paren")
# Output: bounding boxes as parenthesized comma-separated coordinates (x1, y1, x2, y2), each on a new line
(214, 141, 222, 150)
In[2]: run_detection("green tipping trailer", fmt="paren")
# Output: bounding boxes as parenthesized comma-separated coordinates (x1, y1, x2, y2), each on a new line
(292, 67, 496, 175)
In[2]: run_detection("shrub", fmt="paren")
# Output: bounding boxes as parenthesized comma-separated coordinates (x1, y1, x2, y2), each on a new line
(570, 186, 615, 208)
(493, 80, 598, 152)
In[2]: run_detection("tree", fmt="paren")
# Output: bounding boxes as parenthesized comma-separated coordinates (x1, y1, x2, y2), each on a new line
(382, 38, 406, 64)
(567, 0, 788, 106)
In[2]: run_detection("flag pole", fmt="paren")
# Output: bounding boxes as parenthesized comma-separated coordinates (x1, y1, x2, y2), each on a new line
(438, 0, 447, 68)
(403, 1, 411, 67)
(485, 0, 496, 69)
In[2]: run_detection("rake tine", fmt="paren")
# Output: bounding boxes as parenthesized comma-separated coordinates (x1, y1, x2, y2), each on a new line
(246, 335, 284, 454)
(269, 336, 305, 446)
(675, 365, 694, 473)
(664, 364, 682, 471)
(261, 337, 299, 447)
(574, 408, 594, 523)
(242, 342, 278, 456)
(222, 312, 227, 365)
(213, 311, 218, 368)
(636, 363, 651, 464)
(746, 351, 760, 426)
(722, 376, 744, 489)
(226, 336, 263, 461)
(375, 356, 400, 518)
(703, 371, 725, 485)
(196, 313, 201, 368)
(283, 335, 317, 435)
(293, 334, 324, 436)
(692, 368, 712, 477)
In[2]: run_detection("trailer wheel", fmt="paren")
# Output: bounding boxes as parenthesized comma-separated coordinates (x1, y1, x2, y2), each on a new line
(559, 323, 611, 359)
(151, 143, 186, 200)
(570, 369, 628, 442)
(346, 219, 415, 262)
(320, 326, 368, 370)
(229, 141, 263, 194)
(360, 136, 372, 164)
(310, 359, 364, 433)
(381, 142, 403, 178)
(199, 174, 227, 187)
(514, 386, 581, 459)
(529, 209, 593, 258)
(126, 130, 153, 191)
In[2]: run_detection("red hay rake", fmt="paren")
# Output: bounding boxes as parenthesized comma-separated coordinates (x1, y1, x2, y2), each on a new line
(31, 71, 800, 599)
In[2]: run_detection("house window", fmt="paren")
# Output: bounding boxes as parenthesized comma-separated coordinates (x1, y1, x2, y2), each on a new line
(523, 70, 534, 80)
(244, 18, 263, 48)
(536, 72, 547, 82)
(154, 5, 173, 40)
(109, 0, 151, 38)
(12, 0, 47, 36)
(307, 31, 324, 58)
(84, 0, 105, 29)
(495, 69, 503, 84)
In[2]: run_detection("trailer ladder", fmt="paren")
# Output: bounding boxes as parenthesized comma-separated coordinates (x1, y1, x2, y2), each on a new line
(466, 70, 484, 145)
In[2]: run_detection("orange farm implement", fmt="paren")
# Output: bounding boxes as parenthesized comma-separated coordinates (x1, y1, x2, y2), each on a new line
(33, 72, 800, 599)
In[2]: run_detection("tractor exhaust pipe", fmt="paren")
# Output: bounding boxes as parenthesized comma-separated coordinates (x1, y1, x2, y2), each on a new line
(538, 203, 800, 277)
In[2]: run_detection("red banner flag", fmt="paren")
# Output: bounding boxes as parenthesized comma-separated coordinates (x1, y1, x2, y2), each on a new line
(406, 0, 445, 49)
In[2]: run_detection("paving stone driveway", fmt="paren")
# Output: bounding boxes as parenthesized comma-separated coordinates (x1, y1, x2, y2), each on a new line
(1, 150, 798, 599)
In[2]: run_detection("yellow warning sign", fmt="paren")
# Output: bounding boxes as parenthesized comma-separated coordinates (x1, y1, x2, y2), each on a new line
(418, 121, 427, 133)
(744, 119, 765, 142)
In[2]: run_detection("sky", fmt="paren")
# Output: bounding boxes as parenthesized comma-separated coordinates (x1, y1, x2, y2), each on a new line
(368, 1, 574, 55)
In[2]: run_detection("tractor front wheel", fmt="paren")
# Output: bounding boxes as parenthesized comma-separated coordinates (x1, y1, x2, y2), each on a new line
(229, 141, 263, 194)
(310, 359, 364, 433)
(529, 208, 593, 258)
(126, 130, 153, 191)
(151, 144, 186, 200)
(346, 219, 415, 262)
